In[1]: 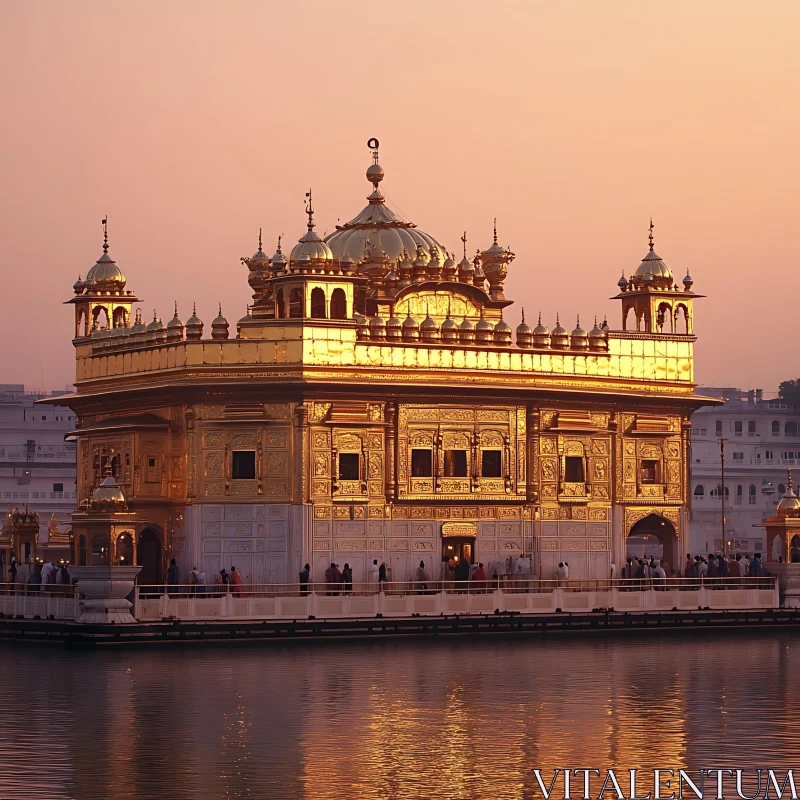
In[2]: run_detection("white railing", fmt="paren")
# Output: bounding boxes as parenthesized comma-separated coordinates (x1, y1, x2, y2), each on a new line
(133, 577, 779, 622)
(0, 583, 77, 620)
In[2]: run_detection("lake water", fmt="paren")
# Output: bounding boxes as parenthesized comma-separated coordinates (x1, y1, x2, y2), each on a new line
(0, 631, 797, 800)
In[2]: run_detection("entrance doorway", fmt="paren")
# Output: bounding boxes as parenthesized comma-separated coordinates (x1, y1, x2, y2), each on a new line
(442, 537, 474, 578)
(137, 529, 162, 585)
(626, 514, 679, 572)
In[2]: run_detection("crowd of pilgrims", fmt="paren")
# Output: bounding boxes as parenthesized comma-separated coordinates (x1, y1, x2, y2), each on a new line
(617, 551, 764, 585)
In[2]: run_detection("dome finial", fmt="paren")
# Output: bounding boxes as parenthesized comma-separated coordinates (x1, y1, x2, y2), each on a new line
(648, 217, 654, 251)
(538, 311, 542, 325)
(101, 215, 108, 253)
(174, 301, 179, 318)
(258, 227, 263, 252)
(193, 302, 197, 316)
(219, 302, 222, 316)
(493, 218, 498, 245)
(366, 138, 384, 191)
(521, 308, 526, 324)
(461, 231, 468, 260)
(304, 189, 315, 231)
(556, 312, 560, 326)
(789, 468, 793, 494)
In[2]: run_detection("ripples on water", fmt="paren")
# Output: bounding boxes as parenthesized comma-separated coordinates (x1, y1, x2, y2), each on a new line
(0, 632, 797, 800)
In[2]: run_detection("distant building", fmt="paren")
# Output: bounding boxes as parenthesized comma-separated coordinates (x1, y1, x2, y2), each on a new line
(0, 385, 77, 542)
(689, 387, 800, 556)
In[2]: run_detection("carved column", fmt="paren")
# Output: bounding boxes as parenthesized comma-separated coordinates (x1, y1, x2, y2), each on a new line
(385, 402, 397, 502)
(294, 402, 310, 504)
(527, 406, 539, 504)
(186, 407, 196, 499)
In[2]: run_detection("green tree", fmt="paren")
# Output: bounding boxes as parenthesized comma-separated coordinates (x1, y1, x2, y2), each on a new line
(778, 379, 800, 409)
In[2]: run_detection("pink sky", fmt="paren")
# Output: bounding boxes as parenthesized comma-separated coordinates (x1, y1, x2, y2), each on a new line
(1, 0, 798, 393)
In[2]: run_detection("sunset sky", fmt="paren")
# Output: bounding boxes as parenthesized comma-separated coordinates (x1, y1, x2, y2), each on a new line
(1, 0, 798, 393)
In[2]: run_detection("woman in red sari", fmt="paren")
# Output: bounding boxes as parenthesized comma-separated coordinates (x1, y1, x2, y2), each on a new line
(230, 566, 243, 595)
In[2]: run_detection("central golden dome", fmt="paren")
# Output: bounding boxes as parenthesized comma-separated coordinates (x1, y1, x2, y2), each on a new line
(324, 145, 448, 266)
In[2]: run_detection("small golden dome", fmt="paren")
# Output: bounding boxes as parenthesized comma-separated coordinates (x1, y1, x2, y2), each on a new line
(516, 310, 533, 348)
(420, 312, 440, 343)
(369, 316, 387, 340)
(551, 314, 569, 349)
(494, 316, 512, 346)
(402, 312, 420, 330)
(185, 304, 203, 340)
(475, 312, 494, 344)
(73, 275, 84, 295)
(167, 304, 184, 329)
(459, 316, 476, 344)
(386, 314, 403, 340)
(290, 191, 333, 266)
(91, 474, 127, 511)
(86, 251, 127, 292)
(211, 305, 229, 340)
(630, 222, 673, 289)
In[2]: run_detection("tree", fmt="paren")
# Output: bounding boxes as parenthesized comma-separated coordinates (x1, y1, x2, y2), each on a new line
(778, 379, 800, 409)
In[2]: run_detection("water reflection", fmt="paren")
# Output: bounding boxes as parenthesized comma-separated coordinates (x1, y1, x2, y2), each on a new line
(0, 632, 797, 799)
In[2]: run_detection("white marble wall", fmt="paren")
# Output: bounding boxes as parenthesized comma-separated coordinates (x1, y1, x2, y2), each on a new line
(180, 503, 308, 586)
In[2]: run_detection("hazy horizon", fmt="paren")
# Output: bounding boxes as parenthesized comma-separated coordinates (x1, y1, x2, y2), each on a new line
(2, 0, 798, 393)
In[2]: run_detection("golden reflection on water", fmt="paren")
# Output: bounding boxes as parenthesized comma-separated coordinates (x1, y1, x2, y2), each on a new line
(0, 632, 798, 800)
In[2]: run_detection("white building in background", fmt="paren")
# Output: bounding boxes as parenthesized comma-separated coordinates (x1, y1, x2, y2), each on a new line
(689, 387, 800, 556)
(0, 385, 77, 538)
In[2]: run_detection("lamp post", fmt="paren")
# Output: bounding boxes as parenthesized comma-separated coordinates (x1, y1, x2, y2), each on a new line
(719, 438, 726, 556)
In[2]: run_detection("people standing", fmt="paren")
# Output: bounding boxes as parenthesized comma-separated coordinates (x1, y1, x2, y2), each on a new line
(230, 566, 243, 595)
(378, 561, 387, 591)
(368, 559, 380, 592)
(415, 560, 429, 594)
(166, 558, 179, 595)
(197, 568, 207, 596)
(299, 563, 310, 594)
(188, 567, 198, 597)
(750, 552, 762, 579)
(454, 557, 470, 591)
(341, 563, 353, 594)
(556, 561, 568, 588)
(652, 560, 666, 589)
(58, 563, 71, 594)
(28, 561, 42, 593)
(8, 559, 17, 592)
(473, 562, 486, 592)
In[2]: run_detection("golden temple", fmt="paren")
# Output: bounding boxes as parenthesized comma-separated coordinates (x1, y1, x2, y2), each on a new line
(48, 139, 709, 584)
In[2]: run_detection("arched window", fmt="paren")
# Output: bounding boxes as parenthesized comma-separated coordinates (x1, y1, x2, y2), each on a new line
(330, 288, 347, 320)
(772, 421, 780, 436)
(112, 307, 127, 328)
(786, 421, 798, 437)
(694, 485, 705, 497)
(93, 306, 109, 331)
(310, 287, 326, 319)
(289, 288, 303, 319)
(735, 484, 743, 505)
(749, 484, 757, 504)
(276, 289, 285, 319)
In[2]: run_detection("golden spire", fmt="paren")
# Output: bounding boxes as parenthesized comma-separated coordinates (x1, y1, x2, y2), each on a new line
(102, 216, 109, 253)
(789, 467, 793, 494)
(493, 218, 498, 245)
(258, 227, 263, 252)
(173, 301, 178, 318)
(304, 189, 316, 231)
(648, 217, 654, 251)
(521, 308, 526, 324)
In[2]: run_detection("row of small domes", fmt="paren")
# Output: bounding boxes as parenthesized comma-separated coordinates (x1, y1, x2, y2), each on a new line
(355, 312, 609, 350)
(89, 304, 234, 342)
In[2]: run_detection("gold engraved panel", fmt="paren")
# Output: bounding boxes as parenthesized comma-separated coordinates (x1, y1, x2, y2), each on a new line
(204, 431, 222, 448)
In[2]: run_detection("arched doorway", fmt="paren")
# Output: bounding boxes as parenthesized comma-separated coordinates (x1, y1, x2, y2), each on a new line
(626, 514, 679, 573)
(137, 528, 162, 585)
(116, 532, 134, 565)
